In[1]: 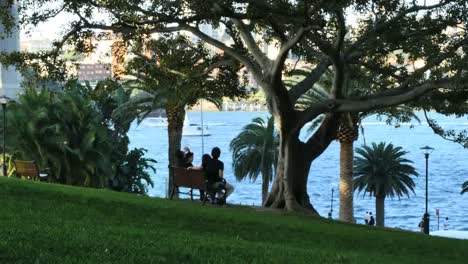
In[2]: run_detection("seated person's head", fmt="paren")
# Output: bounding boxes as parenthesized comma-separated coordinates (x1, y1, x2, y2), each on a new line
(176, 150, 184, 160)
(184, 152, 194, 163)
(211, 147, 221, 159)
(202, 154, 212, 167)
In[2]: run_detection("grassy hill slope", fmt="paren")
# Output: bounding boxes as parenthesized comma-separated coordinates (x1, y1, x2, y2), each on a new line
(0, 177, 466, 263)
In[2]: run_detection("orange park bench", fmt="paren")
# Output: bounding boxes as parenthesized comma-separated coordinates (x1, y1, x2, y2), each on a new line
(169, 166, 227, 205)
(14, 160, 48, 181)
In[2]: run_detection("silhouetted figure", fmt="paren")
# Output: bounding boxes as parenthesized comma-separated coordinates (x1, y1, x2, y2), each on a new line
(205, 147, 234, 205)
(418, 218, 425, 233)
(368, 212, 375, 226)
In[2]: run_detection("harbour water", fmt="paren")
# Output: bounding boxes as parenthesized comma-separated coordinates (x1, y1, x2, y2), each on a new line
(128, 111, 468, 232)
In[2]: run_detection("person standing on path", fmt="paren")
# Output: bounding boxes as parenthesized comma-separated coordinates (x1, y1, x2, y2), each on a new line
(418, 218, 425, 233)
(365, 211, 370, 224)
(368, 212, 375, 226)
(443, 217, 449, 230)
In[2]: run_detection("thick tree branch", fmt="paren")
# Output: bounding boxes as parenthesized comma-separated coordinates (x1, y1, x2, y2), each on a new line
(183, 25, 264, 82)
(296, 78, 468, 130)
(288, 56, 331, 103)
(333, 8, 346, 52)
(335, 78, 468, 113)
(271, 25, 311, 77)
(231, 18, 271, 68)
(304, 113, 340, 159)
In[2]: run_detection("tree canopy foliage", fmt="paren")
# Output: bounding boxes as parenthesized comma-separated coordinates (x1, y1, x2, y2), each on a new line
(0, 79, 155, 193)
(354, 142, 418, 226)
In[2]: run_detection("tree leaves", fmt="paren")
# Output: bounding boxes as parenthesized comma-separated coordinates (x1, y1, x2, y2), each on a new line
(3, 83, 114, 187)
(230, 116, 279, 183)
(353, 142, 418, 199)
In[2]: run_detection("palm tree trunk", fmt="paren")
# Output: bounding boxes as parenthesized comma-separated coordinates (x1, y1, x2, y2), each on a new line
(375, 196, 385, 227)
(166, 106, 185, 199)
(339, 141, 355, 223)
(261, 167, 271, 204)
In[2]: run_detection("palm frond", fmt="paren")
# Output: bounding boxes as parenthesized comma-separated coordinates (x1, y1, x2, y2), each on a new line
(230, 116, 278, 183)
(353, 142, 418, 199)
(461, 181, 468, 195)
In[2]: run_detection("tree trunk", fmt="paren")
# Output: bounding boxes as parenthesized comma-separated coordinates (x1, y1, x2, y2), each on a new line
(261, 167, 271, 204)
(166, 106, 185, 199)
(264, 134, 317, 213)
(339, 141, 355, 223)
(262, 111, 340, 213)
(375, 196, 385, 227)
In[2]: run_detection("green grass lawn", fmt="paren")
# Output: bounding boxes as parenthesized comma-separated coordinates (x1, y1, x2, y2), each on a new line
(0, 177, 466, 264)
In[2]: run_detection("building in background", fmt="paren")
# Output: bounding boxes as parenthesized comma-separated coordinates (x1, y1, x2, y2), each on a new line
(0, 0, 21, 98)
(20, 39, 53, 52)
(77, 63, 111, 82)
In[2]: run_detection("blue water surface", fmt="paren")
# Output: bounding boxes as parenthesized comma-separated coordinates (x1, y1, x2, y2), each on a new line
(128, 111, 468, 232)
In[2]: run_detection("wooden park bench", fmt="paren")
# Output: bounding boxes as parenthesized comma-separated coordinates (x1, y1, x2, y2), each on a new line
(13, 160, 48, 181)
(169, 166, 226, 205)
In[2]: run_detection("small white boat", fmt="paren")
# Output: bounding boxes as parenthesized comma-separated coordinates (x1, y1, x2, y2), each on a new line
(142, 117, 168, 127)
(182, 113, 210, 136)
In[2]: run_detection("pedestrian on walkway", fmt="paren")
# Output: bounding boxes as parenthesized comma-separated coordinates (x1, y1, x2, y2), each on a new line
(368, 212, 375, 226)
(443, 217, 449, 230)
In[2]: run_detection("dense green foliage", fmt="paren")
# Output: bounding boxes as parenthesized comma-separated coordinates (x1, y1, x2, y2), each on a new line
(109, 148, 156, 195)
(230, 116, 278, 182)
(4, 86, 114, 187)
(0, 81, 155, 193)
(354, 142, 418, 199)
(354, 142, 418, 226)
(119, 35, 246, 119)
(0, 177, 467, 263)
(230, 116, 278, 202)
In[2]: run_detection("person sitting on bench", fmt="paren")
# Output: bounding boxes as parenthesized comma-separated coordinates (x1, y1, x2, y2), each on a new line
(188, 154, 211, 171)
(185, 152, 208, 200)
(204, 147, 234, 204)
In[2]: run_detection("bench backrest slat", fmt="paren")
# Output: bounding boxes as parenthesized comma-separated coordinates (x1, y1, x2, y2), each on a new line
(172, 167, 206, 191)
(14, 160, 39, 179)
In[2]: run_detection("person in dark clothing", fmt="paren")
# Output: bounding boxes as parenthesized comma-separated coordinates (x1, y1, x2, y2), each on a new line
(368, 212, 375, 226)
(204, 147, 234, 204)
(184, 151, 194, 168)
(175, 150, 186, 167)
(175, 146, 191, 167)
(190, 154, 211, 170)
(182, 150, 207, 200)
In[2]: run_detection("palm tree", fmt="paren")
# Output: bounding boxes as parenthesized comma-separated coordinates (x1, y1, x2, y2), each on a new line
(295, 70, 361, 222)
(461, 181, 468, 194)
(117, 36, 245, 197)
(353, 142, 418, 227)
(230, 116, 279, 204)
(4, 85, 115, 187)
(295, 69, 419, 223)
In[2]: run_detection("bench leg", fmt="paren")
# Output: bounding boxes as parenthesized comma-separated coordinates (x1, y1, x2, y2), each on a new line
(202, 192, 207, 205)
(170, 186, 178, 200)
